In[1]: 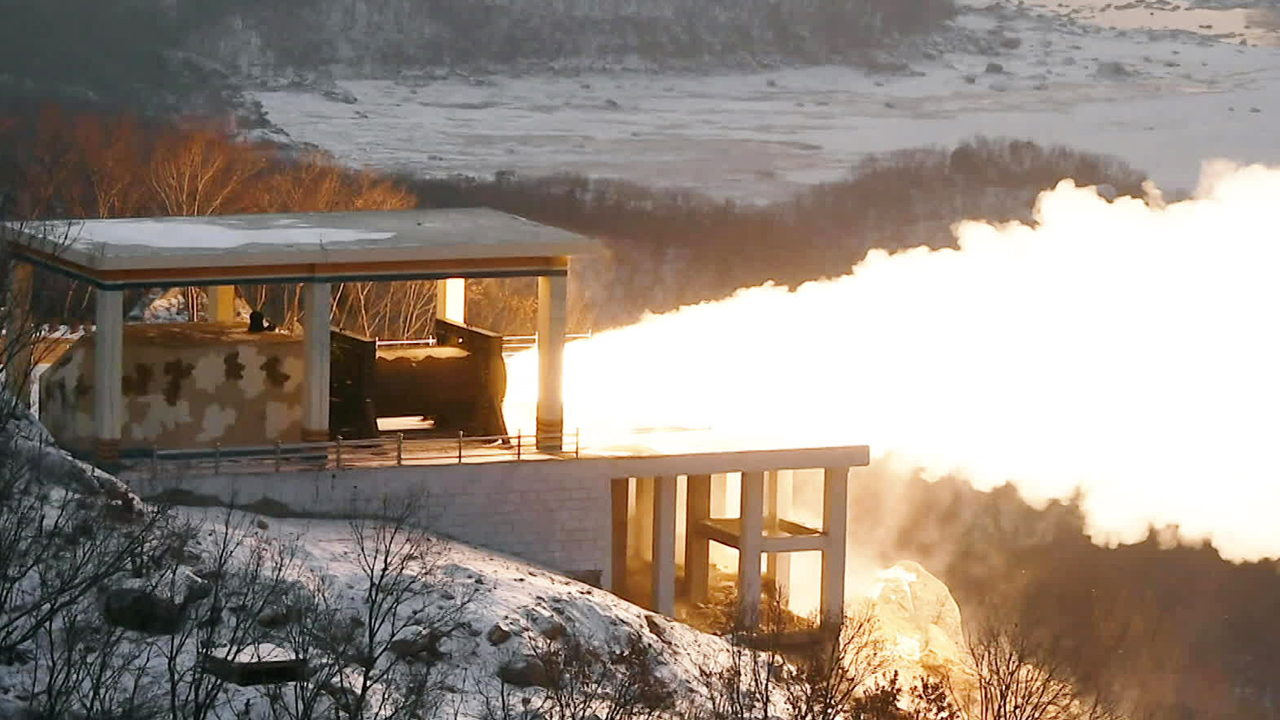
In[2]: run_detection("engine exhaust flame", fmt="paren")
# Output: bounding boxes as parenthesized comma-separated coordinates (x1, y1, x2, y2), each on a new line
(505, 161, 1280, 561)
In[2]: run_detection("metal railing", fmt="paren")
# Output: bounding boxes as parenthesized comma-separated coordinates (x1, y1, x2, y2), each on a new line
(144, 429, 581, 480)
(501, 333, 592, 354)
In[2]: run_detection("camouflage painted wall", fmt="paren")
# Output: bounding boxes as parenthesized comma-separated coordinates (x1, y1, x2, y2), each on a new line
(40, 323, 305, 452)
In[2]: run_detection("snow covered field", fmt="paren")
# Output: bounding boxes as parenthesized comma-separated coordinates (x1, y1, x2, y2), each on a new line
(255, 0, 1280, 201)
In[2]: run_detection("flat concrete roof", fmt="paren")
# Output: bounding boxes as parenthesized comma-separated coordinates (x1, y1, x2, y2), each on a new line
(3, 208, 600, 288)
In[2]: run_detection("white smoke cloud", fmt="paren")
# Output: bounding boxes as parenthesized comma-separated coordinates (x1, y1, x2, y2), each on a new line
(505, 161, 1280, 561)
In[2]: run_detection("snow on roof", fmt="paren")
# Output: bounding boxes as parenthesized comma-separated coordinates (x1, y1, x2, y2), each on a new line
(2, 208, 600, 287)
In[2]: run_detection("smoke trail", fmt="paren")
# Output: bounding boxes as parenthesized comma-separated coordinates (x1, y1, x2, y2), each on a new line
(504, 161, 1280, 561)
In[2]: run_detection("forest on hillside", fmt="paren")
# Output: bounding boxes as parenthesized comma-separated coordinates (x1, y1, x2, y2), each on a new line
(0, 0, 957, 113)
(183, 0, 957, 75)
(0, 109, 1145, 334)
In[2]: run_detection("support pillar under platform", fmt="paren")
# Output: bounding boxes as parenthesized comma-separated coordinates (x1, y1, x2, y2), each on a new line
(651, 475, 677, 617)
(301, 282, 331, 443)
(3, 262, 34, 405)
(93, 290, 124, 471)
(207, 285, 236, 323)
(821, 466, 849, 628)
(737, 470, 765, 629)
(535, 274, 566, 451)
(684, 474, 712, 605)
(607, 461, 859, 630)
(610, 477, 630, 596)
(764, 470, 793, 604)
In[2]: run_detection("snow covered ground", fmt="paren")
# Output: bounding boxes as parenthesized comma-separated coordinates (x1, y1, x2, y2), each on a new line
(255, 0, 1280, 202)
(0, 496, 969, 719)
(171, 510, 972, 719)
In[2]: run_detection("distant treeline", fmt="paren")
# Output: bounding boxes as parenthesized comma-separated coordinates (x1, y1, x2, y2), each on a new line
(0, 108, 1149, 333)
(0, 0, 959, 124)
(186, 0, 958, 74)
(396, 137, 1148, 329)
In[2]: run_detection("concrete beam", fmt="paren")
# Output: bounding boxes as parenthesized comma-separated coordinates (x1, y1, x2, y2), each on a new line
(301, 282, 331, 442)
(206, 285, 236, 323)
(93, 290, 124, 470)
(651, 475, 677, 617)
(738, 470, 765, 629)
(684, 473, 712, 604)
(759, 534, 828, 553)
(435, 277, 466, 324)
(821, 466, 849, 628)
(535, 274, 566, 451)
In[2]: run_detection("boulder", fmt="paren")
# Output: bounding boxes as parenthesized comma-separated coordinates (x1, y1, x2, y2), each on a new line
(498, 656, 551, 688)
(388, 625, 447, 660)
(537, 618, 567, 641)
(645, 614, 670, 643)
(1096, 61, 1134, 79)
(525, 609, 567, 641)
(173, 568, 213, 605)
(487, 624, 513, 646)
(104, 587, 184, 634)
(866, 561, 969, 680)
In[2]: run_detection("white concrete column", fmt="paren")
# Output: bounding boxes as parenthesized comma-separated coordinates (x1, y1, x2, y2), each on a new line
(738, 470, 765, 629)
(765, 470, 793, 605)
(4, 262, 34, 406)
(206, 285, 236, 323)
(301, 282, 331, 442)
(711, 473, 730, 517)
(609, 477, 630, 596)
(651, 475, 677, 617)
(821, 466, 849, 628)
(684, 473, 712, 604)
(536, 273, 567, 451)
(435, 277, 467, 324)
(93, 290, 124, 469)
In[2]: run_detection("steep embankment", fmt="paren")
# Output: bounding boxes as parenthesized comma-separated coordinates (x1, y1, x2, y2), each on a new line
(0, 398, 973, 719)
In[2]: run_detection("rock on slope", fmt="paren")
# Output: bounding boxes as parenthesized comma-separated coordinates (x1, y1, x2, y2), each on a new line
(867, 560, 971, 682)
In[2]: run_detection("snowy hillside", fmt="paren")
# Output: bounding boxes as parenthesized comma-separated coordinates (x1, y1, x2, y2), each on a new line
(0, 497, 974, 719)
(255, 0, 1280, 201)
(0, 399, 976, 719)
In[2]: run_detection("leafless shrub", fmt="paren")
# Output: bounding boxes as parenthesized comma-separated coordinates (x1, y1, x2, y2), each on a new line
(271, 497, 473, 720)
(153, 506, 310, 720)
(951, 623, 1122, 720)
(781, 604, 893, 720)
(25, 601, 159, 720)
(530, 631, 674, 720)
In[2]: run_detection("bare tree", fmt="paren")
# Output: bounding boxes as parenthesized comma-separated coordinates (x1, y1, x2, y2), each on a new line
(149, 126, 266, 217)
(0, 220, 173, 720)
(781, 603, 893, 720)
(26, 599, 159, 719)
(302, 497, 474, 720)
(522, 631, 674, 720)
(153, 506, 313, 720)
(952, 623, 1122, 720)
(332, 279, 439, 339)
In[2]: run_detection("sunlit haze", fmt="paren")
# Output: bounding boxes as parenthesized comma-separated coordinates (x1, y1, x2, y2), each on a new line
(506, 160, 1280, 561)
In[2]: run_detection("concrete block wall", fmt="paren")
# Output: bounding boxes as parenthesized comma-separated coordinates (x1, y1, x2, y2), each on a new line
(134, 461, 613, 580)
(130, 446, 870, 590)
